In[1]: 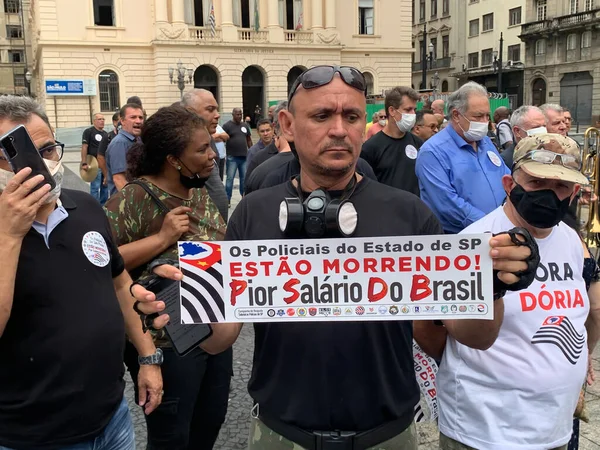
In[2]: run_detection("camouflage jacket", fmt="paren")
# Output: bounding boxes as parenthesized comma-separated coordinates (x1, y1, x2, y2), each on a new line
(104, 178, 227, 345)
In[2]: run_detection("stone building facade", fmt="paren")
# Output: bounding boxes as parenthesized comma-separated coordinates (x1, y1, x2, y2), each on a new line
(520, 0, 600, 127)
(30, 0, 413, 128)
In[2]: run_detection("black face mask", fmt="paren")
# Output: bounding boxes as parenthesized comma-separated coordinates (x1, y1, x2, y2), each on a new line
(509, 183, 571, 229)
(178, 159, 209, 189)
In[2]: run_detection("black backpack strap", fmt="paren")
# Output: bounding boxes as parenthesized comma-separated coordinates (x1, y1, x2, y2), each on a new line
(126, 179, 170, 215)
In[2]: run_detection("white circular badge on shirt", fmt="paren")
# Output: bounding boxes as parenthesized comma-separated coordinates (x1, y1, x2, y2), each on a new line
(94, 133, 103, 142)
(241, 126, 248, 134)
(81, 231, 110, 267)
(487, 151, 502, 167)
(405, 145, 418, 160)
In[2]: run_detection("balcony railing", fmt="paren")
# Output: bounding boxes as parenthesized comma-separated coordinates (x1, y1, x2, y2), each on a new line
(238, 29, 268, 42)
(521, 9, 600, 37)
(412, 56, 452, 72)
(189, 27, 222, 42)
(284, 30, 314, 44)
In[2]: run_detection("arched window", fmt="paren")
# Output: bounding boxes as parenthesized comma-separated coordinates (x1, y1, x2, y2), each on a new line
(567, 33, 578, 51)
(582, 31, 592, 48)
(98, 70, 120, 112)
(535, 39, 546, 55)
(363, 71, 374, 96)
(441, 79, 449, 92)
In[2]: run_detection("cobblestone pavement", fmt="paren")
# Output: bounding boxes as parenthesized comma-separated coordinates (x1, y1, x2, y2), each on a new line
(59, 152, 600, 450)
(124, 327, 600, 450)
(60, 149, 600, 450)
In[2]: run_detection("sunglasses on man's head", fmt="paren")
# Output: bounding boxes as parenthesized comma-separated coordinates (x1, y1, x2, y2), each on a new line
(288, 66, 367, 103)
(513, 149, 581, 171)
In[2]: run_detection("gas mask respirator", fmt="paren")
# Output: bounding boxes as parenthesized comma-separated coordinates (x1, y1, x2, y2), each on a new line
(279, 176, 359, 238)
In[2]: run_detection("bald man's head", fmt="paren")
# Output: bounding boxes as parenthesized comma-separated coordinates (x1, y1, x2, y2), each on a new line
(431, 99, 445, 115)
(493, 106, 510, 124)
(232, 108, 243, 123)
(181, 88, 220, 133)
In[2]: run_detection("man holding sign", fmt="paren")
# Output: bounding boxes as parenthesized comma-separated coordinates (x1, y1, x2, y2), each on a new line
(433, 134, 600, 450)
(134, 66, 538, 450)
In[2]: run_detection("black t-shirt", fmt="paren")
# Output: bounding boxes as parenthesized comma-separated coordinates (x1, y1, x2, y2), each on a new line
(0, 190, 126, 450)
(245, 154, 376, 195)
(226, 178, 443, 432)
(246, 141, 278, 182)
(82, 127, 108, 158)
(98, 130, 117, 158)
(223, 120, 251, 157)
(361, 131, 423, 196)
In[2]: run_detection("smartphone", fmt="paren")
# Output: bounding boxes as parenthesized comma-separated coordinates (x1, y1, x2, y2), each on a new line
(0, 125, 55, 190)
(145, 276, 213, 357)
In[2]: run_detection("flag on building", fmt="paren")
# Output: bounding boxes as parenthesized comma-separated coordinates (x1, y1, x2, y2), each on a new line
(295, 12, 303, 31)
(209, 1, 216, 37)
(253, 0, 260, 31)
(178, 241, 225, 324)
(531, 316, 585, 365)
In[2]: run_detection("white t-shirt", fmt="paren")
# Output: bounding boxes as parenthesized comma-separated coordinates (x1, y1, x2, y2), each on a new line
(215, 124, 226, 159)
(438, 206, 589, 450)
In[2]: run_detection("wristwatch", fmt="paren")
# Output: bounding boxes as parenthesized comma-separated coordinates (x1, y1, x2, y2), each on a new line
(138, 348, 164, 366)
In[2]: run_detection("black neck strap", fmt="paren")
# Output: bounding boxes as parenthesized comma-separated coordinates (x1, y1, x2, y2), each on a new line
(295, 173, 358, 202)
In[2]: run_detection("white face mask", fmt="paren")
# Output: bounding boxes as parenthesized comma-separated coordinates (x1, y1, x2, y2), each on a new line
(526, 126, 547, 136)
(458, 112, 488, 142)
(378, 119, 387, 127)
(0, 159, 63, 204)
(396, 113, 416, 133)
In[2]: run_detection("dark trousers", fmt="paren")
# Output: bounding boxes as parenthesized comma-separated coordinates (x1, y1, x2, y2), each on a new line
(124, 342, 233, 450)
(218, 158, 225, 181)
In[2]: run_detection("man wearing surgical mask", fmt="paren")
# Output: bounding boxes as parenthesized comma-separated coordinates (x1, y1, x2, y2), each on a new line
(501, 105, 547, 167)
(416, 82, 510, 233)
(0, 96, 163, 450)
(361, 86, 422, 195)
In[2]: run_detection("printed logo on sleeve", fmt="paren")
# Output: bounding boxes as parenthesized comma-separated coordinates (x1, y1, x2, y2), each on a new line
(81, 231, 110, 267)
(94, 133, 103, 142)
(241, 126, 248, 134)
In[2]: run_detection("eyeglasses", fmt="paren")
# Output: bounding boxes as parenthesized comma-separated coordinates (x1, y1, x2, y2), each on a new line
(0, 141, 65, 162)
(513, 149, 581, 171)
(288, 66, 367, 103)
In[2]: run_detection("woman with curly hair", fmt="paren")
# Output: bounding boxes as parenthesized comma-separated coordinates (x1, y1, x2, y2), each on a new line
(104, 104, 233, 449)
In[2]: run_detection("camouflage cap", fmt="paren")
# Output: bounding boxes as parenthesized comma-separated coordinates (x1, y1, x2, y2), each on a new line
(512, 133, 588, 185)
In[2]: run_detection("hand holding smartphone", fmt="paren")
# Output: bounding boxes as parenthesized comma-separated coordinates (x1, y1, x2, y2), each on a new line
(0, 124, 55, 191)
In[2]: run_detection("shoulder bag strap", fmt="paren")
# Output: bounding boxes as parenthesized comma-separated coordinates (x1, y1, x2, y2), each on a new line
(126, 179, 171, 215)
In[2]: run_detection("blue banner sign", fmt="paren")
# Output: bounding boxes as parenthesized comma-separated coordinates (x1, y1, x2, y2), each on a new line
(45, 79, 96, 96)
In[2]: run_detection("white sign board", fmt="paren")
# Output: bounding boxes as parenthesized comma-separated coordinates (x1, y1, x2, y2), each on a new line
(177, 234, 494, 324)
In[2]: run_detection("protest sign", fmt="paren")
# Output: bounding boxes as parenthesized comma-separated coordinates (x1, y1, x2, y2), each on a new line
(177, 234, 493, 324)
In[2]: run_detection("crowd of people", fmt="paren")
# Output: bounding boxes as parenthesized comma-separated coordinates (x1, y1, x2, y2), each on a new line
(0, 64, 599, 450)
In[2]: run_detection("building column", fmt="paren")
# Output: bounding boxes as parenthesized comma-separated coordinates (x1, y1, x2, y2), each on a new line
(268, 0, 279, 27)
(221, 0, 233, 25)
(311, 0, 323, 30)
(220, 0, 238, 42)
(172, 0, 185, 23)
(325, 0, 335, 29)
(268, 0, 284, 42)
(155, 0, 168, 23)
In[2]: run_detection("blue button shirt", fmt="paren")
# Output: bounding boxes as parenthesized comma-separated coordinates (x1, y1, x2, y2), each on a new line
(246, 140, 266, 170)
(31, 202, 69, 248)
(415, 125, 510, 234)
(106, 130, 136, 196)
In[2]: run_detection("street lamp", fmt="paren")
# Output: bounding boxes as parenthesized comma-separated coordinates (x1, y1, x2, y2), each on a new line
(431, 72, 440, 99)
(24, 70, 32, 96)
(421, 24, 435, 91)
(168, 60, 194, 99)
(492, 32, 504, 95)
